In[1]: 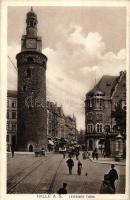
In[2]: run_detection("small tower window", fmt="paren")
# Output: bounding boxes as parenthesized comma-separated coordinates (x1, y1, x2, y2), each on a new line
(28, 57, 34, 63)
(26, 68, 31, 78)
(43, 61, 46, 67)
(23, 85, 27, 92)
(30, 20, 34, 27)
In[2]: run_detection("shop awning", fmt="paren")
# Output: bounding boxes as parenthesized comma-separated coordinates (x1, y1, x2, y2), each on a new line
(48, 140, 54, 145)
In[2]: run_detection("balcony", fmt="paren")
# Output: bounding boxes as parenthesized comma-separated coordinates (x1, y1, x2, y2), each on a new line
(85, 132, 125, 139)
(85, 132, 104, 138)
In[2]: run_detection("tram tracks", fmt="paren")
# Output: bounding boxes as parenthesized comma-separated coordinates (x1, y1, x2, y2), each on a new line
(7, 154, 64, 194)
(7, 156, 52, 193)
(32, 157, 63, 194)
(8, 157, 43, 182)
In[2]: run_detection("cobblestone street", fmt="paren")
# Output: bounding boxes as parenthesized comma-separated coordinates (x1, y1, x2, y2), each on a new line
(7, 152, 126, 194)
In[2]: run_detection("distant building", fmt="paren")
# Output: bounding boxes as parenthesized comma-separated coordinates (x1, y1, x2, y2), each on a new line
(65, 115, 77, 141)
(85, 71, 126, 155)
(47, 101, 77, 140)
(56, 106, 65, 138)
(77, 130, 85, 145)
(7, 90, 17, 151)
(47, 101, 58, 138)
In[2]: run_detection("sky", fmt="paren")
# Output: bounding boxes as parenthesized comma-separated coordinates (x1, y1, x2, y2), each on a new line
(8, 6, 126, 130)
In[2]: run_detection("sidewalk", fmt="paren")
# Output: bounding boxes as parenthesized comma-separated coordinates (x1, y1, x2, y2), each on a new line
(7, 151, 54, 156)
(89, 157, 126, 166)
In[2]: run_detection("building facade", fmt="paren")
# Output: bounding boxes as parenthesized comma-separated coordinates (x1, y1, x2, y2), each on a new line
(64, 115, 76, 141)
(47, 101, 77, 140)
(16, 8, 48, 151)
(85, 71, 126, 155)
(47, 101, 58, 138)
(7, 91, 17, 151)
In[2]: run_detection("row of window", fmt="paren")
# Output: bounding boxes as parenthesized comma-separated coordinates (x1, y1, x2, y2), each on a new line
(87, 99, 103, 109)
(7, 134, 17, 144)
(87, 123, 108, 133)
(7, 100, 16, 108)
(7, 122, 17, 131)
(7, 111, 16, 119)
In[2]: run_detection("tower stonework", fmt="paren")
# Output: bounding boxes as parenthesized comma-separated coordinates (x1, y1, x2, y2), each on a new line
(16, 8, 48, 151)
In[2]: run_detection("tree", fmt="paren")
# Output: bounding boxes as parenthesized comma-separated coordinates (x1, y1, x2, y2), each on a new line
(112, 99, 126, 133)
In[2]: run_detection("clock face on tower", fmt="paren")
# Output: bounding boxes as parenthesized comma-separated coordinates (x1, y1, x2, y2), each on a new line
(26, 38, 37, 49)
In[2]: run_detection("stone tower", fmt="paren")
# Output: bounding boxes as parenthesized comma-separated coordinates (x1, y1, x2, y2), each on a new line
(16, 8, 48, 151)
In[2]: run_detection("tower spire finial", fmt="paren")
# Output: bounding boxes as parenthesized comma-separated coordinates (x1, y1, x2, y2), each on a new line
(31, 6, 33, 12)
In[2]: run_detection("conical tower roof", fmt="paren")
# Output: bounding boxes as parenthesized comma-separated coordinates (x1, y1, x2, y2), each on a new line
(27, 7, 37, 18)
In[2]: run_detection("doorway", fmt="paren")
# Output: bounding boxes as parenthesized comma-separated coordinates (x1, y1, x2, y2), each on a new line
(89, 140, 93, 150)
(29, 144, 33, 152)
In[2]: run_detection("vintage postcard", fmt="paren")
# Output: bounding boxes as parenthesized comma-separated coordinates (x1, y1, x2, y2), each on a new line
(0, 0, 129, 200)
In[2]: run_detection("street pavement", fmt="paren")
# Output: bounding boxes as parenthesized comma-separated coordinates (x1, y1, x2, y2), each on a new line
(7, 152, 126, 194)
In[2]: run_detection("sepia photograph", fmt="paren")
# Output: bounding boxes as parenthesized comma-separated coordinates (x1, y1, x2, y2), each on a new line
(0, 1, 129, 200)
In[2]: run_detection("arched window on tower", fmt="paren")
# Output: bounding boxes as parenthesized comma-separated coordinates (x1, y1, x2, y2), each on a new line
(30, 20, 34, 27)
(27, 57, 34, 63)
(43, 61, 46, 67)
(23, 85, 27, 92)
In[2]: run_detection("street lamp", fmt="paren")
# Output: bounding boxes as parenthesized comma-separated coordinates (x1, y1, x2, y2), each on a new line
(115, 133, 123, 161)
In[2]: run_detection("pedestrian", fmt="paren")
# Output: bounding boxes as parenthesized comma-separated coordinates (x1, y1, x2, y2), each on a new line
(92, 151, 95, 160)
(57, 183, 67, 194)
(100, 145, 103, 154)
(103, 150, 106, 158)
(82, 151, 86, 159)
(48, 144, 51, 152)
(11, 144, 15, 158)
(63, 151, 66, 158)
(66, 156, 74, 175)
(76, 151, 79, 160)
(86, 151, 89, 159)
(108, 164, 118, 193)
(77, 160, 82, 175)
(95, 152, 98, 160)
(41, 147, 45, 156)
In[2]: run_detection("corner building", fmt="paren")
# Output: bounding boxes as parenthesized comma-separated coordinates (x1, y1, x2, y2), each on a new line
(85, 71, 126, 152)
(16, 8, 48, 151)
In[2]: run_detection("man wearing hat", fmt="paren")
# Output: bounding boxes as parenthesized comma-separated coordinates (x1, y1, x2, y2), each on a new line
(57, 183, 67, 194)
(108, 164, 118, 193)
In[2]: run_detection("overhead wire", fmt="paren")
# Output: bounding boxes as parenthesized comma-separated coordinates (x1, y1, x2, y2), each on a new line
(8, 56, 17, 72)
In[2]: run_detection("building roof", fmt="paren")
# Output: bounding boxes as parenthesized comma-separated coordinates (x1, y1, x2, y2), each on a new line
(97, 75, 118, 97)
(27, 7, 37, 18)
(87, 87, 105, 97)
(86, 75, 118, 98)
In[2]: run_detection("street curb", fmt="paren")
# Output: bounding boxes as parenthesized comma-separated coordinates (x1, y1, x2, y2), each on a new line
(7, 151, 54, 155)
(89, 158, 126, 166)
